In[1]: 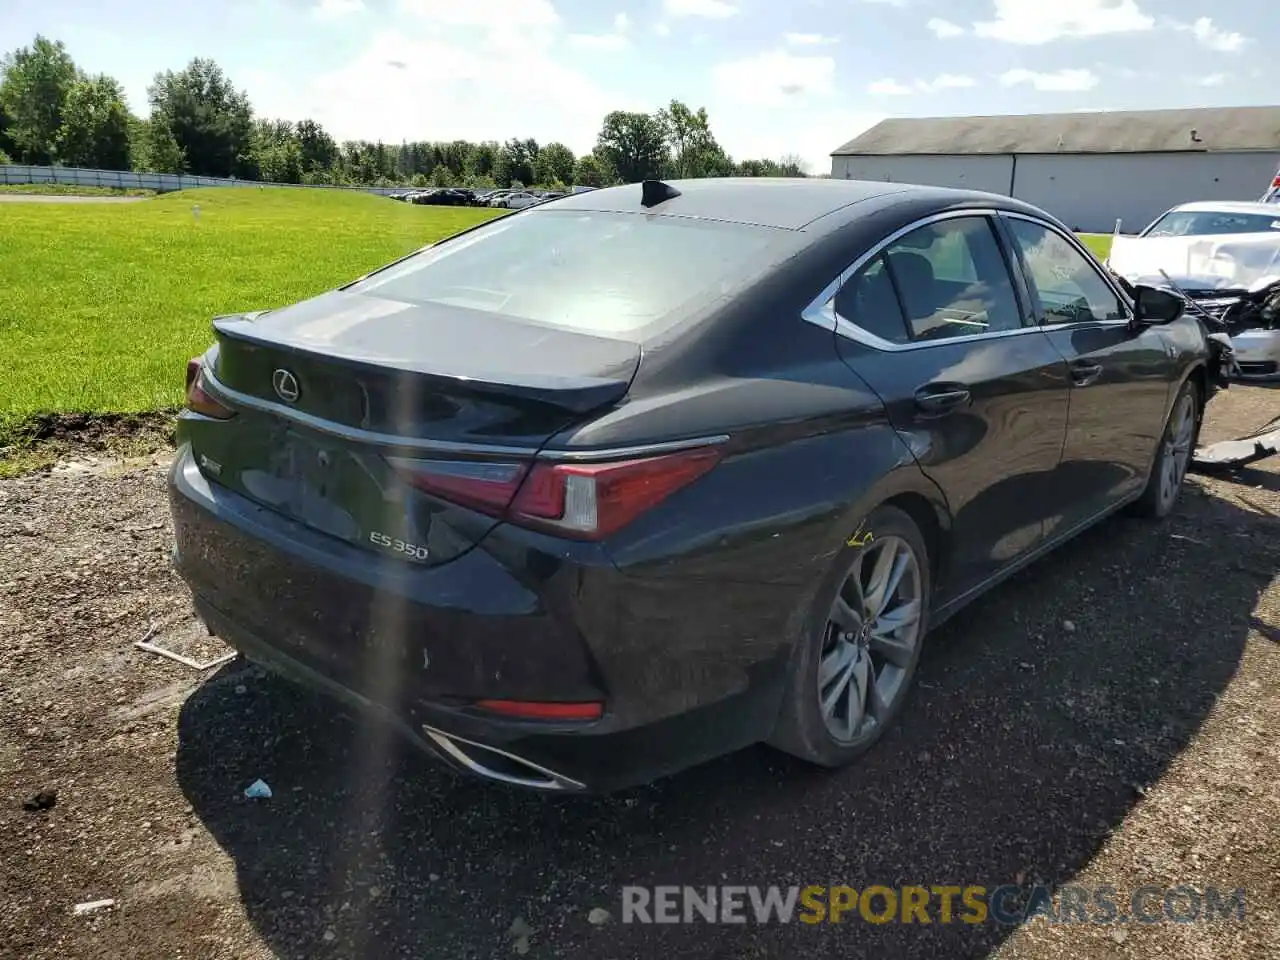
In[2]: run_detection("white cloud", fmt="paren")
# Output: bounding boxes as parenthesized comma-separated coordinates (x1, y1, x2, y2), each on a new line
(785, 32, 840, 45)
(663, 0, 738, 18)
(241, 26, 633, 158)
(999, 67, 1099, 91)
(654, 22, 672, 36)
(927, 18, 964, 38)
(395, 0, 560, 29)
(974, 0, 1153, 44)
(865, 74, 977, 95)
(867, 78, 913, 95)
(567, 32, 628, 51)
(859, 0, 908, 6)
(916, 73, 978, 91)
(312, 0, 364, 19)
(712, 50, 836, 106)
(568, 12, 632, 51)
(1183, 17, 1247, 52)
(715, 105, 887, 175)
(1199, 73, 1228, 87)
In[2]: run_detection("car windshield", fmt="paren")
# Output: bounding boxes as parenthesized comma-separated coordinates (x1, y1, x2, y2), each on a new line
(1143, 209, 1280, 237)
(351, 210, 780, 337)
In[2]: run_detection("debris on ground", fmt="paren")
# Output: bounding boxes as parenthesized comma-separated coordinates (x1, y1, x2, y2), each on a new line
(22, 789, 57, 812)
(72, 899, 116, 916)
(1192, 420, 1280, 473)
(135, 624, 238, 671)
(508, 916, 534, 955)
(243, 779, 273, 800)
(587, 907, 612, 926)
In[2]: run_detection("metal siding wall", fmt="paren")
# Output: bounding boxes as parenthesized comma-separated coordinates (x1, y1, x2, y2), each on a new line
(1011, 152, 1280, 233)
(829, 154, 1014, 194)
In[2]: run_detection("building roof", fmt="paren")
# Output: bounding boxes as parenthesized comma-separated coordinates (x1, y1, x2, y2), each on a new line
(832, 106, 1280, 157)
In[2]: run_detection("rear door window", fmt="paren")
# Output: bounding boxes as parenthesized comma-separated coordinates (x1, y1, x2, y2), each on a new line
(834, 254, 911, 344)
(833, 215, 1025, 344)
(352, 210, 779, 338)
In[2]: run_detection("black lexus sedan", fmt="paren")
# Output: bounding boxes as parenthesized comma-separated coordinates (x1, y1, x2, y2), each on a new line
(170, 177, 1210, 792)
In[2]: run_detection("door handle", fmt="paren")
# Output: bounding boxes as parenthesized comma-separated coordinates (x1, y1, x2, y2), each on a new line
(913, 385, 971, 416)
(1069, 361, 1103, 386)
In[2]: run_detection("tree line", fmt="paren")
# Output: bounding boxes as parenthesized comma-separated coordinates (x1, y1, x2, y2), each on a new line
(0, 35, 810, 190)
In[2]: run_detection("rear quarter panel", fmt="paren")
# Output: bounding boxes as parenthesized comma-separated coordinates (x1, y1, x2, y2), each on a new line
(526, 318, 949, 729)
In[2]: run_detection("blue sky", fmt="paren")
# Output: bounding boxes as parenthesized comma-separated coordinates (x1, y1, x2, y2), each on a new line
(3, 0, 1275, 172)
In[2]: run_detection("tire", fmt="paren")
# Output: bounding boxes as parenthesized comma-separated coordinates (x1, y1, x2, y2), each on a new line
(1130, 378, 1200, 519)
(768, 504, 931, 768)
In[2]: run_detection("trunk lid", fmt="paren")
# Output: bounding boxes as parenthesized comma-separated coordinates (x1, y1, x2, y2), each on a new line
(189, 290, 640, 567)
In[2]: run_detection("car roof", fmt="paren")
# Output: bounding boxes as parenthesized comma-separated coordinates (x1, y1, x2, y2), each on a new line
(541, 177, 1025, 231)
(1167, 200, 1280, 217)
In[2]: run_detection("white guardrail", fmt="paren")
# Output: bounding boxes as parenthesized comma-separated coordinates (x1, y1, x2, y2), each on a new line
(0, 164, 407, 196)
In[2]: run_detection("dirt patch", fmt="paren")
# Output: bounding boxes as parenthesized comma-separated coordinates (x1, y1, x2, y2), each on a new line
(0, 411, 177, 478)
(0, 388, 1276, 959)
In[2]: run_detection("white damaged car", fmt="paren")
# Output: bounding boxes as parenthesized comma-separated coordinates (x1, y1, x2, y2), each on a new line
(1107, 201, 1280, 380)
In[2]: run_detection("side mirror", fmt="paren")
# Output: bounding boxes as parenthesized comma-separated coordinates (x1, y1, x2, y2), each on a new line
(1132, 284, 1186, 325)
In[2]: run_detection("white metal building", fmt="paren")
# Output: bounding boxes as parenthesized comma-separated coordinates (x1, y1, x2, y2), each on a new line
(830, 106, 1280, 234)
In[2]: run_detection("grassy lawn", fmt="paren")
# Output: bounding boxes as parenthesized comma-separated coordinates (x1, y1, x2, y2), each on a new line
(1077, 232, 1114, 261)
(0, 188, 503, 448)
(0, 184, 158, 197)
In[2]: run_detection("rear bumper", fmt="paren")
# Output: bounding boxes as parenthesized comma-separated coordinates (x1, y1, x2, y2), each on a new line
(168, 445, 787, 791)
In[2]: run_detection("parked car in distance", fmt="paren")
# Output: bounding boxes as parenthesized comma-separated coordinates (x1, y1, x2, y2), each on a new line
(412, 188, 471, 206)
(171, 177, 1212, 793)
(496, 191, 542, 209)
(484, 190, 516, 207)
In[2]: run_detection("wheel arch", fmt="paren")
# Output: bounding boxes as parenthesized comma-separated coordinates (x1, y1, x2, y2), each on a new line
(880, 490, 949, 588)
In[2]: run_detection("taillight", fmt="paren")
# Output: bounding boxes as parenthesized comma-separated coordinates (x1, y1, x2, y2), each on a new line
(386, 457, 531, 516)
(185, 357, 235, 419)
(508, 447, 723, 540)
(388, 446, 723, 539)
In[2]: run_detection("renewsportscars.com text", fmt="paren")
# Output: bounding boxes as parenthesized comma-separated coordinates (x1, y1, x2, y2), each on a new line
(620, 884, 1247, 925)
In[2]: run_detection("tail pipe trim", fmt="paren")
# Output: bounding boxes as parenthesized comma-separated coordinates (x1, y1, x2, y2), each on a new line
(422, 725, 586, 792)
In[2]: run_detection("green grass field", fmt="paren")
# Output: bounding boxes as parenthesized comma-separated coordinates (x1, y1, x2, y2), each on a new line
(0, 188, 503, 445)
(0, 184, 157, 197)
(1078, 233, 1114, 261)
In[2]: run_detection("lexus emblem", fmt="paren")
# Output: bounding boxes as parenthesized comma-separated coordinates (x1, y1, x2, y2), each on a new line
(272, 369, 300, 403)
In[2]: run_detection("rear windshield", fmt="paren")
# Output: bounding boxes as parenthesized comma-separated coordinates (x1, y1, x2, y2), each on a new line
(1143, 210, 1280, 237)
(351, 210, 780, 337)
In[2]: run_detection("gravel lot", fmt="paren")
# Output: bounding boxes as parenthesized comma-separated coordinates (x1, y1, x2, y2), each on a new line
(1, 387, 1277, 959)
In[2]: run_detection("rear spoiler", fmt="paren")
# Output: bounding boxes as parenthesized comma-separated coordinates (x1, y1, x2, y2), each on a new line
(211, 314, 636, 415)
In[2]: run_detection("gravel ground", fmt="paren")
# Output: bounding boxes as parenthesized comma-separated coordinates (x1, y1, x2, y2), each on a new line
(1, 387, 1277, 959)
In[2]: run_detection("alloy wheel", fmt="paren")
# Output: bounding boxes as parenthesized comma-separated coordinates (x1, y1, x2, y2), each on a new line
(1159, 393, 1196, 510)
(817, 535, 924, 742)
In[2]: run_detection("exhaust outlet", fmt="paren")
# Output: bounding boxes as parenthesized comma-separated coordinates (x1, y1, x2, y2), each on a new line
(422, 725, 586, 792)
